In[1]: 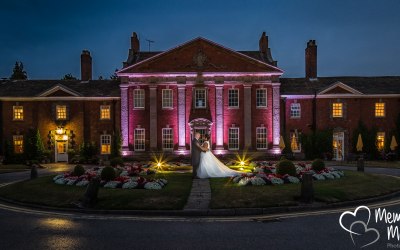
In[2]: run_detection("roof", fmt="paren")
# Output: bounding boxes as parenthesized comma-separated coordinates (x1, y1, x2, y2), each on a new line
(280, 76, 400, 95)
(0, 80, 120, 97)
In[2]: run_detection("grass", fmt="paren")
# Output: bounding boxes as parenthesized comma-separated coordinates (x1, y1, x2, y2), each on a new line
(0, 164, 30, 174)
(0, 172, 193, 210)
(209, 170, 400, 209)
(326, 160, 400, 169)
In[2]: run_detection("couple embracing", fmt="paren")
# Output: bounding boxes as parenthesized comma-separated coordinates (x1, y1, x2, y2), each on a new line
(191, 132, 240, 179)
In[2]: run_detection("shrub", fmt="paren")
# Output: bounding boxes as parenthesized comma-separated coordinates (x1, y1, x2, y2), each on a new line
(276, 160, 296, 176)
(110, 157, 124, 167)
(311, 159, 326, 172)
(73, 165, 85, 176)
(101, 166, 116, 181)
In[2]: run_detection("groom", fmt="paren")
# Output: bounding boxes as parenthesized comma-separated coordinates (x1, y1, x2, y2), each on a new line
(191, 132, 207, 179)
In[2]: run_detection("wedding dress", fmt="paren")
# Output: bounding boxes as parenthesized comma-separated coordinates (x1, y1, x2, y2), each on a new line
(197, 141, 240, 178)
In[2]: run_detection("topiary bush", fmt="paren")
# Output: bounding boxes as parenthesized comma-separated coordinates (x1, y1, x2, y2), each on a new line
(276, 159, 296, 176)
(73, 165, 85, 176)
(110, 157, 124, 167)
(101, 166, 116, 181)
(311, 159, 326, 172)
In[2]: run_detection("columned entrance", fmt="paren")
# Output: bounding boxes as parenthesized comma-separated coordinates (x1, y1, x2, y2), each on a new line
(333, 132, 344, 161)
(189, 118, 213, 149)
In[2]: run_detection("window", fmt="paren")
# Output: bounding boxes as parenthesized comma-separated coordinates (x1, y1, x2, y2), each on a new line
(56, 105, 67, 120)
(100, 135, 111, 154)
(133, 89, 145, 109)
(13, 135, 23, 154)
(256, 127, 268, 149)
(376, 132, 385, 151)
(256, 89, 267, 108)
(134, 128, 145, 151)
(162, 128, 173, 150)
(228, 127, 239, 150)
(194, 89, 206, 108)
(290, 103, 301, 118)
(13, 106, 23, 120)
(228, 89, 239, 108)
(332, 103, 343, 118)
(162, 89, 173, 109)
(290, 131, 301, 152)
(375, 103, 385, 117)
(100, 105, 111, 120)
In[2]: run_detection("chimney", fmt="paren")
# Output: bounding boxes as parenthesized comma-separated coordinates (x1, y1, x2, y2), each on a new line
(259, 32, 268, 54)
(305, 40, 317, 80)
(131, 32, 140, 53)
(81, 50, 92, 81)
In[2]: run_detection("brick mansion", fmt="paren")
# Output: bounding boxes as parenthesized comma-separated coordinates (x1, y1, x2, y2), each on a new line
(0, 32, 399, 162)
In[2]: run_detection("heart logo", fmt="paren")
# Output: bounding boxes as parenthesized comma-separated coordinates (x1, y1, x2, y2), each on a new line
(349, 221, 380, 248)
(339, 206, 371, 235)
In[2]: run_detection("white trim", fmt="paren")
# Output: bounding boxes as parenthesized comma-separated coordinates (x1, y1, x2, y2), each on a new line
(256, 127, 268, 150)
(161, 128, 174, 151)
(37, 84, 82, 97)
(318, 81, 363, 95)
(228, 88, 239, 108)
(228, 127, 239, 150)
(162, 89, 174, 109)
(134, 128, 146, 151)
(281, 94, 400, 99)
(100, 134, 112, 155)
(0, 97, 120, 101)
(256, 88, 268, 108)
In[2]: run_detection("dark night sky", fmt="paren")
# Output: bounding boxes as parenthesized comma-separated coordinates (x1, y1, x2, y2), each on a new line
(1, 0, 399, 79)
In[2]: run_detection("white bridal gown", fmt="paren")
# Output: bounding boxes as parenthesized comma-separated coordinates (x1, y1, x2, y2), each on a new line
(197, 141, 240, 178)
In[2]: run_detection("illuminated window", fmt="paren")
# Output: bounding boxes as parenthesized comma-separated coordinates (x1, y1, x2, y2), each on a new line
(162, 89, 173, 109)
(13, 135, 24, 154)
(100, 105, 111, 120)
(290, 131, 301, 152)
(228, 127, 239, 150)
(134, 128, 145, 151)
(228, 89, 239, 108)
(376, 132, 385, 151)
(256, 89, 267, 108)
(256, 127, 268, 149)
(56, 105, 67, 120)
(133, 89, 145, 108)
(194, 89, 206, 108)
(375, 103, 385, 117)
(332, 103, 343, 118)
(162, 128, 173, 150)
(290, 103, 301, 118)
(100, 134, 111, 154)
(13, 106, 24, 120)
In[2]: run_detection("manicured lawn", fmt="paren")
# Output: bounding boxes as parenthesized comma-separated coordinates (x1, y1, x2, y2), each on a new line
(0, 164, 30, 174)
(0, 173, 192, 210)
(326, 161, 400, 169)
(209, 171, 400, 209)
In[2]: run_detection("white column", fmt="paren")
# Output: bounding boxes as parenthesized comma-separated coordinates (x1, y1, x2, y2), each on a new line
(120, 85, 130, 153)
(149, 86, 157, 149)
(244, 84, 252, 148)
(215, 84, 224, 149)
(271, 83, 281, 152)
(178, 84, 186, 150)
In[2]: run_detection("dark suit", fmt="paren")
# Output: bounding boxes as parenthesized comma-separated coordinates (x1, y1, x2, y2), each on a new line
(191, 138, 202, 178)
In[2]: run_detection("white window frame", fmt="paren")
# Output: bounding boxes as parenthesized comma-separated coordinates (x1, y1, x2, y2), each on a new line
(228, 127, 239, 150)
(376, 132, 385, 152)
(100, 134, 111, 155)
(56, 105, 67, 120)
(290, 130, 301, 153)
(133, 89, 145, 109)
(100, 105, 111, 120)
(256, 88, 267, 108)
(13, 135, 24, 154)
(162, 128, 174, 150)
(162, 89, 173, 109)
(134, 128, 145, 151)
(194, 88, 207, 109)
(228, 88, 239, 108)
(290, 103, 301, 118)
(13, 106, 24, 121)
(256, 127, 268, 150)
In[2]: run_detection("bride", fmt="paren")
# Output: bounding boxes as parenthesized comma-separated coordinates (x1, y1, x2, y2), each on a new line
(197, 134, 240, 178)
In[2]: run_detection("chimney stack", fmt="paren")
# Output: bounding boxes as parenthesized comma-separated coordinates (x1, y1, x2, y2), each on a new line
(259, 32, 269, 54)
(81, 50, 92, 81)
(131, 32, 140, 53)
(305, 40, 317, 80)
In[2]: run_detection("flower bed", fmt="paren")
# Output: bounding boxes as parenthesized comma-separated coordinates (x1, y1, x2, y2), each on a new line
(231, 161, 344, 186)
(53, 163, 167, 190)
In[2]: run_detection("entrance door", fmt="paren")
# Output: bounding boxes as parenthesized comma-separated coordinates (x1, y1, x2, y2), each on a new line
(333, 132, 344, 161)
(55, 141, 68, 162)
(193, 128, 210, 145)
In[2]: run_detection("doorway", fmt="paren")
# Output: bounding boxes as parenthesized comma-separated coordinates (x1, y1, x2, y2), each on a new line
(333, 132, 344, 161)
(55, 141, 68, 162)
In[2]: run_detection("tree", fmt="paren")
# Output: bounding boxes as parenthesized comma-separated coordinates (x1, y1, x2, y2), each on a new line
(24, 129, 45, 161)
(111, 130, 122, 158)
(62, 73, 77, 80)
(10, 61, 27, 80)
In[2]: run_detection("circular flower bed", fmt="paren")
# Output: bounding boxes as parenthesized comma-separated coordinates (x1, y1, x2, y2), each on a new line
(231, 161, 344, 186)
(53, 163, 167, 190)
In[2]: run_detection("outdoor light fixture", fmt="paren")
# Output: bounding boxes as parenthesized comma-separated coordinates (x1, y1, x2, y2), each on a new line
(56, 127, 65, 135)
(240, 161, 245, 166)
